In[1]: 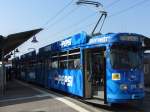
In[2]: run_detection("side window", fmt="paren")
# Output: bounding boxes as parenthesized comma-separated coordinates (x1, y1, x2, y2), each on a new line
(52, 61, 58, 68)
(59, 51, 67, 69)
(144, 64, 149, 74)
(74, 59, 80, 69)
(59, 60, 68, 69)
(51, 52, 59, 69)
(48, 59, 51, 69)
(68, 60, 74, 69)
(68, 48, 81, 69)
(50, 49, 81, 69)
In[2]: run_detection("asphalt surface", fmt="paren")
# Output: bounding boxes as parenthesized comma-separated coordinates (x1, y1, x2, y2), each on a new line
(0, 80, 150, 112)
(0, 80, 100, 112)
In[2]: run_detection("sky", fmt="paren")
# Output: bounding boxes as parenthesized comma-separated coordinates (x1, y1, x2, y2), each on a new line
(0, 0, 150, 57)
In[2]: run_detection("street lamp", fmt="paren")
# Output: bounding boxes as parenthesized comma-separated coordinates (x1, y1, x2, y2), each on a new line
(11, 48, 19, 59)
(15, 48, 19, 53)
(31, 35, 38, 43)
(10, 52, 13, 55)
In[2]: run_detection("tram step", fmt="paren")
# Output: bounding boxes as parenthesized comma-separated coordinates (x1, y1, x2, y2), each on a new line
(84, 98, 106, 106)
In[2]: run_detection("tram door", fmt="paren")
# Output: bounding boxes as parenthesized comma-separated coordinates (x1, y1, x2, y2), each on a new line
(84, 48, 106, 101)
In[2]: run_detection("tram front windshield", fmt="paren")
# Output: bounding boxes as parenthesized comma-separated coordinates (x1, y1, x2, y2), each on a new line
(110, 45, 142, 70)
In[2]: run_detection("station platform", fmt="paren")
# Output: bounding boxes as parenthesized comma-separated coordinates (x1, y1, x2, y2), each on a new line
(0, 80, 89, 112)
(0, 80, 49, 107)
(0, 80, 98, 112)
(1, 80, 149, 112)
(0, 80, 42, 99)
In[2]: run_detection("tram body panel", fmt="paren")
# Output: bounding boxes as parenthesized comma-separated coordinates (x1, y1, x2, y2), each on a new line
(106, 70, 144, 103)
(26, 68, 36, 83)
(48, 69, 84, 97)
(106, 45, 144, 103)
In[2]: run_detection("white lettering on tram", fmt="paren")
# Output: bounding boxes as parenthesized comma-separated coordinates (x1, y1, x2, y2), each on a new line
(89, 37, 109, 44)
(55, 75, 73, 87)
(61, 39, 72, 47)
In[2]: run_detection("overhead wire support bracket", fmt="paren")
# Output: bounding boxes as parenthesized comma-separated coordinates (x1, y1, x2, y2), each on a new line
(76, 0, 107, 36)
(92, 11, 107, 36)
(76, 0, 103, 7)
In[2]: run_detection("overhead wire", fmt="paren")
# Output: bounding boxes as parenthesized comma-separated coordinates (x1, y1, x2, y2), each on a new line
(51, 0, 122, 37)
(106, 0, 121, 9)
(45, 6, 79, 30)
(35, 0, 76, 38)
(42, 0, 149, 40)
(109, 0, 150, 17)
(31, 0, 149, 52)
(50, 12, 97, 37)
(54, 22, 93, 40)
(70, 0, 120, 28)
(43, 0, 121, 38)
(42, 0, 74, 28)
(70, 0, 150, 34)
(71, 21, 95, 34)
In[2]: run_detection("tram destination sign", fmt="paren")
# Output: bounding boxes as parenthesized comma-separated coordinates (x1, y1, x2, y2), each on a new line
(120, 36, 139, 42)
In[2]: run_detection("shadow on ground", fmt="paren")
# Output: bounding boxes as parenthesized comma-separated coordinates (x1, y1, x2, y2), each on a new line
(83, 92, 150, 112)
(0, 80, 54, 107)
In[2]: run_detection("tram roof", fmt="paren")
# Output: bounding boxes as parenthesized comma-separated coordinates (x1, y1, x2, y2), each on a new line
(20, 50, 36, 59)
(38, 32, 149, 53)
(88, 32, 146, 44)
(39, 31, 89, 53)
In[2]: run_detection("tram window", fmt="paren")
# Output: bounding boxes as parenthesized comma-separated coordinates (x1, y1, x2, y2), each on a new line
(59, 52, 68, 69)
(48, 60, 51, 69)
(68, 59, 81, 69)
(74, 59, 81, 69)
(69, 54, 80, 58)
(59, 60, 68, 69)
(68, 53, 81, 69)
(59, 51, 67, 56)
(52, 52, 58, 57)
(110, 46, 141, 69)
(59, 55, 67, 60)
(51, 61, 58, 68)
(69, 48, 80, 54)
(68, 60, 74, 69)
(144, 64, 149, 74)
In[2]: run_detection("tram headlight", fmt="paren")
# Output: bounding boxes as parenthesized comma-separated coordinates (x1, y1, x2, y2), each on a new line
(120, 84, 128, 91)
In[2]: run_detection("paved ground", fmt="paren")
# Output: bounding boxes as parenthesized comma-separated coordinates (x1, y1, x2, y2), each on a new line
(0, 80, 150, 112)
(0, 80, 101, 112)
(0, 80, 42, 101)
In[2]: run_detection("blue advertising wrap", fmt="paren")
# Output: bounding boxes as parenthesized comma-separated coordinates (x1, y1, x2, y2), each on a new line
(48, 69, 83, 97)
(35, 64, 45, 85)
(39, 32, 88, 53)
(17, 32, 147, 104)
(105, 46, 144, 103)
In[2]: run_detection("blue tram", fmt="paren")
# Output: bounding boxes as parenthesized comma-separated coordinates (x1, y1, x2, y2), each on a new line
(17, 32, 145, 104)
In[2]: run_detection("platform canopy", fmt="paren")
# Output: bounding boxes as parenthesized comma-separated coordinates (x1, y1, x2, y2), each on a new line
(0, 28, 42, 60)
